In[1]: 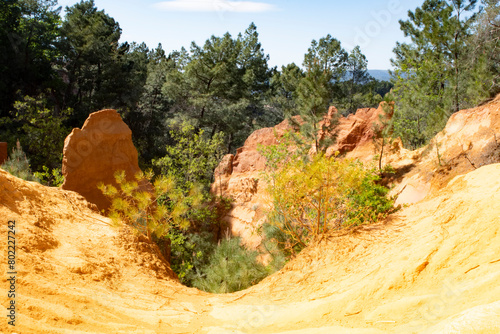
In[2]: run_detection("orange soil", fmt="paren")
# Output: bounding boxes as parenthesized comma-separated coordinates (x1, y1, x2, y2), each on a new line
(1, 160, 500, 333)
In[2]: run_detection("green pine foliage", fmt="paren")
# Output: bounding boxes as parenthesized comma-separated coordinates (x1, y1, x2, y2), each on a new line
(162, 22, 275, 152)
(167, 230, 216, 285)
(391, 0, 487, 149)
(11, 95, 70, 171)
(153, 120, 226, 192)
(268, 63, 305, 119)
(98, 170, 202, 242)
(291, 35, 347, 154)
(33, 166, 64, 187)
(337, 46, 379, 115)
(192, 237, 272, 294)
(1, 140, 39, 182)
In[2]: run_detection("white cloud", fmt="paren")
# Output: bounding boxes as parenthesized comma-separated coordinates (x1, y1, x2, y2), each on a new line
(153, 0, 277, 13)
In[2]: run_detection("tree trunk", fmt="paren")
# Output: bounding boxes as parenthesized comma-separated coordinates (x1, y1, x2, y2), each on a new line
(379, 137, 384, 172)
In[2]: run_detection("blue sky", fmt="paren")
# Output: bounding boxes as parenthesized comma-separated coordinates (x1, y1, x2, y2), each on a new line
(57, 0, 425, 70)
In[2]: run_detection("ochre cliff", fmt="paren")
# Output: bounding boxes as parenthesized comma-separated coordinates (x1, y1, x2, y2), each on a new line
(61, 109, 152, 211)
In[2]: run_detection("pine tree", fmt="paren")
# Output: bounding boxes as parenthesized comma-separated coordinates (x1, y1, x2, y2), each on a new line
(391, 0, 481, 149)
(163, 23, 273, 153)
(1, 140, 39, 182)
(292, 35, 347, 154)
(341, 46, 373, 115)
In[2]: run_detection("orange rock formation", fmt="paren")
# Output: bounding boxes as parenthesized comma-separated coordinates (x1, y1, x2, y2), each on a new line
(61, 109, 151, 211)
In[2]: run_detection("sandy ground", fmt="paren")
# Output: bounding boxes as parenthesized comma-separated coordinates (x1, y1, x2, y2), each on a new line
(1, 162, 500, 334)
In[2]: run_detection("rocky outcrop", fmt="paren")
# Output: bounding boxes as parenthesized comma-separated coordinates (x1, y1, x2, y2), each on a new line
(212, 97, 500, 247)
(390, 95, 500, 205)
(211, 117, 295, 202)
(212, 104, 394, 249)
(211, 118, 297, 249)
(327, 102, 393, 156)
(62, 109, 151, 211)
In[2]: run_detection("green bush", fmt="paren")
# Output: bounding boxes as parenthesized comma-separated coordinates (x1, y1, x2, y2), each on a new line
(192, 237, 272, 294)
(163, 194, 231, 286)
(34, 166, 64, 187)
(11, 95, 70, 171)
(261, 143, 395, 258)
(153, 120, 225, 192)
(1, 140, 39, 182)
(167, 229, 215, 285)
(98, 170, 202, 241)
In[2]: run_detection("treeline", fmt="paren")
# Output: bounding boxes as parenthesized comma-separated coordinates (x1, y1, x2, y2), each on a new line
(0, 0, 389, 174)
(2, 0, 499, 176)
(392, 0, 500, 149)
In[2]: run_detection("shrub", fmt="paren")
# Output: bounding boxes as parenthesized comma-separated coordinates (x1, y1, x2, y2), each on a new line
(1, 140, 39, 182)
(192, 237, 272, 294)
(262, 147, 394, 257)
(34, 166, 64, 187)
(165, 194, 232, 285)
(12, 95, 70, 171)
(168, 229, 215, 285)
(153, 120, 226, 192)
(98, 170, 202, 242)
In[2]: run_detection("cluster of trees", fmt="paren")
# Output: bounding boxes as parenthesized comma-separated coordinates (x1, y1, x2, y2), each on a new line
(0, 0, 390, 175)
(392, 0, 500, 149)
(2, 0, 500, 184)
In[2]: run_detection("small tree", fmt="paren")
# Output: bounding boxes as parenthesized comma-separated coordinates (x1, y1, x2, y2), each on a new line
(11, 95, 70, 171)
(98, 170, 202, 242)
(291, 34, 347, 155)
(153, 120, 225, 192)
(261, 145, 394, 257)
(341, 46, 373, 115)
(33, 166, 64, 187)
(373, 98, 395, 172)
(191, 236, 271, 294)
(1, 140, 39, 182)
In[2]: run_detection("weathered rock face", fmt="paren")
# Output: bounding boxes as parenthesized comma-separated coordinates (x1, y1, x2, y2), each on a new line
(211, 118, 296, 250)
(232, 117, 296, 174)
(62, 109, 151, 211)
(390, 95, 500, 205)
(326, 102, 392, 157)
(211, 117, 295, 201)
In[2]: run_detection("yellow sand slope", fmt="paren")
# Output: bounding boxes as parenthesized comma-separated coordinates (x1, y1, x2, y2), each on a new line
(1, 162, 499, 333)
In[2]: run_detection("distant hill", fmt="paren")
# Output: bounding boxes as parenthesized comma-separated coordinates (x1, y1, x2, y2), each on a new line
(368, 70, 391, 82)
